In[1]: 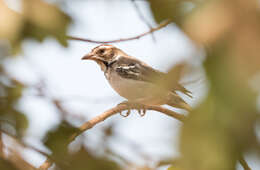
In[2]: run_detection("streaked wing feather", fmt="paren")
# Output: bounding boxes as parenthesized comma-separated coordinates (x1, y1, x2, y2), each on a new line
(115, 56, 192, 97)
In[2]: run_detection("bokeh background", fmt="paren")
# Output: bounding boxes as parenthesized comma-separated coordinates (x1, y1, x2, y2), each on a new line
(0, 0, 260, 170)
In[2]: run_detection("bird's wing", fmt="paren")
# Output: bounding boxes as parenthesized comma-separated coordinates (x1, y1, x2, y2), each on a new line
(115, 56, 192, 97)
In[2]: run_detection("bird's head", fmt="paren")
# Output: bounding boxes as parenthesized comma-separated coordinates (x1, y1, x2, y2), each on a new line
(82, 44, 123, 71)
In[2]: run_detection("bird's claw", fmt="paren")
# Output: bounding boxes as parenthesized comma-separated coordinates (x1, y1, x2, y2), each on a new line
(118, 101, 147, 117)
(137, 106, 146, 117)
(138, 109, 146, 117)
(119, 109, 131, 117)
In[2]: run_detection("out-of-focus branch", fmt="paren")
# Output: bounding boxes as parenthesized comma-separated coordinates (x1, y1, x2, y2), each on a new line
(67, 20, 171, 44)
(0, 132, 3, 157)
(0, 130, 51, 162)
(0, 130, 49, 170)
(239, 157, 251, 170)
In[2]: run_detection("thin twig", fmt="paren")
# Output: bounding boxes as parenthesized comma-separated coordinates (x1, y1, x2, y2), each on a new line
(67, 20, 171, 44)
(239, 157, 251, 170)
(130, 0, 156, 41)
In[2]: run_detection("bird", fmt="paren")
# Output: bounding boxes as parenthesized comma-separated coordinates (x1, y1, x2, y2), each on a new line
(82, 44, 192, 116)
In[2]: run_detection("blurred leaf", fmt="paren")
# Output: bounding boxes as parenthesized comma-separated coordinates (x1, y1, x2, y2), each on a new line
(44, 121, 79, 162)
(0, 158, 19, 170)
(179, 39, 259, 170)
(13, 110, 28, 137)
(149, 0, 195, 25)
(58, 147, 120, 170)
(22, 0, 71, 46)
(0, 0, 23, 52)
(168, 165, 182, 170)
(0, 77, 28, 137)
(183, 0, 234, 45)
(0, 0, 71, 54)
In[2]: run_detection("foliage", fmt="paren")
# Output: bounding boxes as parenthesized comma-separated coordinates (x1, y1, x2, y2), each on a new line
(150, 0, 260, 170)
(0, 0, 259, 170)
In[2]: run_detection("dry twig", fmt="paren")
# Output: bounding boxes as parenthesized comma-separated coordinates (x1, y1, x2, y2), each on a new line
(239, 157, 251, 170)
(67, 20, 171, 44)
(130, 0, 156, 41)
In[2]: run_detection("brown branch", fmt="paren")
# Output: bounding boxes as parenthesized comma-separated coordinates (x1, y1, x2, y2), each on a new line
(239, 157, 251, 170)
(69, 105, 185, 142)
(66, 20, 171, 44)
(39, 104, 185, 170)
(39, 104, 252, 170)
(130, 0, 156, 41)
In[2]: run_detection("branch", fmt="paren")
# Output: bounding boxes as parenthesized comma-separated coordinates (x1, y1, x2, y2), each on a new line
(67, 20, 171, 44)
(239, 157, 251, 170)
(130, 0, 156, 41)
(39, 104, 185, 170)
(69, 105, 185, 142)
(39, 104, 252, 170)
(0, 130, 51, 162)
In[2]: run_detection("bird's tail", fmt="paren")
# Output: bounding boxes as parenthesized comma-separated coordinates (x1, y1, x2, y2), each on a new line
(166, 93, 192, 111)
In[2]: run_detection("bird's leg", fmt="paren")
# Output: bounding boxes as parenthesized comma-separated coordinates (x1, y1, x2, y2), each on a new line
(137, 104, 146, 117)
(139, 106, 146, 117)
(117, 101, 147, 117)
(117, 101, 131, 117)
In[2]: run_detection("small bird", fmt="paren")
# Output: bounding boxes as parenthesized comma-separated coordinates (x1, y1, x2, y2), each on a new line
(82, 44, 191, 116)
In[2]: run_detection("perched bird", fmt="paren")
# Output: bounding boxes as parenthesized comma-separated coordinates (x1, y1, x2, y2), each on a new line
(82, 44, 192, 115)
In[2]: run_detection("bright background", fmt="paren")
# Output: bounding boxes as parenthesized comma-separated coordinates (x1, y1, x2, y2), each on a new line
(4, 0, 259, 169)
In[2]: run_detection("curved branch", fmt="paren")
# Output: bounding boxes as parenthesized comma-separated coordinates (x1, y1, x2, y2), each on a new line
(66, 20, 171, 44)
(39, 104, 185, 170)
(69, 104, 185, 142)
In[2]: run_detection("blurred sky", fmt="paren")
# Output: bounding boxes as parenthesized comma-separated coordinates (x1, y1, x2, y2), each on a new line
(4, 0, 259, 169)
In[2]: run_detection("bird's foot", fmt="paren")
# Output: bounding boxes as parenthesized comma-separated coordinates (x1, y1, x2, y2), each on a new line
(117, 101, 147, 117)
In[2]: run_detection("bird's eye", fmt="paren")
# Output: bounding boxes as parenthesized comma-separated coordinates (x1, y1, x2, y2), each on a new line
(99, 49, 105, 54)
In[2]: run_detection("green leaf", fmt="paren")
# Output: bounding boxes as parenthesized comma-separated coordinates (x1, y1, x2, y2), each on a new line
(168, 165, 182, 170)
(0, 158, 19, 170)
(60, 147, 120, 170)
(149, 0, 195, 25)
(14, 110, 29, 137)
(44, 121, 79, 162)
(22, 0, 71, 47)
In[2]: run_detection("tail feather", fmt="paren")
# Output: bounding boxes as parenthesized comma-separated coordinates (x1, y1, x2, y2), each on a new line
(167, 93, 192, 111)
(176, 83, 192, 98)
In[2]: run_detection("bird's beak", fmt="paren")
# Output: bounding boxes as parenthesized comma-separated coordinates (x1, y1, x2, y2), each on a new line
(82, 53, 95, 60)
